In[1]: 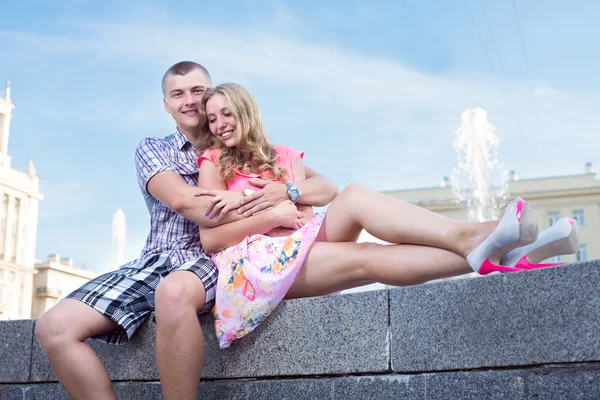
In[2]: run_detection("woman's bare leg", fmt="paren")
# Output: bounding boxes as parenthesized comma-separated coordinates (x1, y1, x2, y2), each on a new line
(286, 241, 471, 299)
(317, 183, 496, 257)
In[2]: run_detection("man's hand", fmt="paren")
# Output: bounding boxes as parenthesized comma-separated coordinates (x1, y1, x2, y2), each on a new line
(194, 189, 244, 222)
(238, 178, 289, 217)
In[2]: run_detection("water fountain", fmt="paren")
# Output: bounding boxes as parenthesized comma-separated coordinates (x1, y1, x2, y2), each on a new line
(452, 107, 507, 222)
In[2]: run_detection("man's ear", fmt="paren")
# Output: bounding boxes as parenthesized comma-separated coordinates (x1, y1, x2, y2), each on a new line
(163, 98, 170, 114)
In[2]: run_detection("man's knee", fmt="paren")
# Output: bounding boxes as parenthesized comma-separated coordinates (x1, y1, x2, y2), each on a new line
(155, 272, 207, 323)
(36, 307, 72, 353)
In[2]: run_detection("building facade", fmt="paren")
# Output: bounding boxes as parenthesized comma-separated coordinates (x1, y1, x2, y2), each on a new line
(31, 254, 98, 319)
(0, 82, 44, 320)
(0, 81, 98, 320)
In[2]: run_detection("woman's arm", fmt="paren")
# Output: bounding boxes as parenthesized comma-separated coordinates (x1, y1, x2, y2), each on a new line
(200, 202, 305, 253)
(197, 158, 304, 252)
(195, 160, 247, 227)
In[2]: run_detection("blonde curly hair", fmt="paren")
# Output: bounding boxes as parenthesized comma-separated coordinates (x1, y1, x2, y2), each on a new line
(196, 83, 286, 182)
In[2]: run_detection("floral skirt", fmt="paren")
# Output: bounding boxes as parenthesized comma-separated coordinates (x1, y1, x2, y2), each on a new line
(211, 211, 325, 348)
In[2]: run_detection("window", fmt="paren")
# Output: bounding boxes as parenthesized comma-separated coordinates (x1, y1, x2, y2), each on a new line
(547, 212, 560, 227)
(576, 244, 588, 262)
(549, 255, 563, 263)
(0, 269, 3, 280)
(11, 198, 20, 262)
(0, 194, 8, 257)
(9, 271, 15, 282)
(572, 210, 585, 227)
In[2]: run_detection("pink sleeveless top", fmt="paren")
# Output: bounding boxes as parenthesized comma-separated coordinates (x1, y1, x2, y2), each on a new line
(197, 145, 304, 191)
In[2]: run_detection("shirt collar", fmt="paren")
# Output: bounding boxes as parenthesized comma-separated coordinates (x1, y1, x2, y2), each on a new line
(174, 127, 194, 151)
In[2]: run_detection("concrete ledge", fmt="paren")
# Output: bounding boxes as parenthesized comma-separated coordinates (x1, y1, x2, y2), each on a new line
(1, 260, 599, 399)
(0, 320, 33, 383)
(390, 261, 600, 372)
(2, 365, 600, 399)
(30, 290, 389, 382)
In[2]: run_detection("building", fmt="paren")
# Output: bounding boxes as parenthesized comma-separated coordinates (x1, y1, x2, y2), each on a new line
(371, 163, 600, 264)
(0, 81, 98, 320)
(31, 254, 98, 319)
(0, 82, 44, 320)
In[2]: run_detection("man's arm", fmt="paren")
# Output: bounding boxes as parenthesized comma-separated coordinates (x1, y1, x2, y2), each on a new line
(236, 164, 339, 217)
(135, 137, 245, 228)
(147, 171, 245, 228)
(299, 165, 339, 205)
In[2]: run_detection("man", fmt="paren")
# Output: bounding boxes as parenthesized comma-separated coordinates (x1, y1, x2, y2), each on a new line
(35, 61, 338, 400)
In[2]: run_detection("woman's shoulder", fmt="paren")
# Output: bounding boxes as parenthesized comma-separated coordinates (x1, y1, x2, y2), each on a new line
(197, 147, 222, 168)
(274, 144, 304, 163)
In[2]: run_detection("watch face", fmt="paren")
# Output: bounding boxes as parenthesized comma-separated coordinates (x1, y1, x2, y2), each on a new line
(286, 183, 300, 202)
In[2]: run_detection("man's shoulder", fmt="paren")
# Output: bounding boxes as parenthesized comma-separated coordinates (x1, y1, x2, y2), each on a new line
(135, 133, 178, 156)
(137, 133, 176, 149)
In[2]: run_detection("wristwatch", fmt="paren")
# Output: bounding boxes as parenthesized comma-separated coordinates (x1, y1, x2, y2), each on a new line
(285, 182, 300, 204)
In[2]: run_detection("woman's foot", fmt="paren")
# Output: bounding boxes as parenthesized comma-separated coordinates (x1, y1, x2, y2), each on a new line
(500, 217, 580, 269)
(466, 198, 539, 275)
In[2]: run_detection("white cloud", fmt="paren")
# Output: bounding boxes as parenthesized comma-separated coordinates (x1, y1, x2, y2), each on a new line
(6, 17, 599, 186)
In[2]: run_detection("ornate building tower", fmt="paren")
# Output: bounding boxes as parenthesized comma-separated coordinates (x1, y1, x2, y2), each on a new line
(0, 81, 44, 320)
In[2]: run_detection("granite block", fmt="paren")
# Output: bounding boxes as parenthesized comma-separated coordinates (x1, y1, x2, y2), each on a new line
(425, 370, 525, 400)
(0, 320, 34, 383)
(0, 385, 26, 400)
(526, 366, 600, 399)
(391, 261, 600, 371)
(0, 384, 69, 400)
(31, 315, 157, 382)
(202, 378, 332, 400)
(30, 290, 388, 381)
(1, 382, 162, 400)
(113, 382, 164, 400)
(333, 375, 425, 400)
(201, 290, 389, 378)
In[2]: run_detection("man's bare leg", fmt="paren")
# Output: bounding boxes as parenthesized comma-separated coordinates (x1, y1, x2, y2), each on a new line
(36, 299, 120, 400)
(155, 271, 208, 400)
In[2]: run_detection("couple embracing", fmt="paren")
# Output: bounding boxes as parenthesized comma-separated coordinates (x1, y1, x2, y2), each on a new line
(36, 61, 579, 399)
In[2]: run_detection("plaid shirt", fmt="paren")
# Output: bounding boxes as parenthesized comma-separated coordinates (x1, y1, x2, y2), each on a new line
(124, 128, 211, 269)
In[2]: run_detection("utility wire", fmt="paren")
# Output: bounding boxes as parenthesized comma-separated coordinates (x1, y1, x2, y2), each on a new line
(463, 0, 531, 148)
(512, 0, 546, 153)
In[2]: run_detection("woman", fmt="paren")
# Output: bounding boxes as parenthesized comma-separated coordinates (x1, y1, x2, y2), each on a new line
(195, 83, 579, 348)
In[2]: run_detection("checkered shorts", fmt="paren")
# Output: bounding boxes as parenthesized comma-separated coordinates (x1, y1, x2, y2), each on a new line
(66, 254, 217, 345)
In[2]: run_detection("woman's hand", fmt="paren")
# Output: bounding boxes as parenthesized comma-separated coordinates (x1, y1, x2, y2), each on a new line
(271, 200, 306, 230)
(237, 179, 289, 217)
(194, 189, 244, 222)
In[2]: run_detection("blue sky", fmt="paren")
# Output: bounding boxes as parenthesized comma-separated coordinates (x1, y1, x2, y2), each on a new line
(1, 0, 599, 272)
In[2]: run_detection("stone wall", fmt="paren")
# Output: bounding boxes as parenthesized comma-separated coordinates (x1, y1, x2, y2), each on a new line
(1, 261, 599, 399)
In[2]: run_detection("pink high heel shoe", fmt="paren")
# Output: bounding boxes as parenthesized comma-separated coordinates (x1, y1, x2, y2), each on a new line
(466, 198, 539, 275)
(500, 217, 580, 270)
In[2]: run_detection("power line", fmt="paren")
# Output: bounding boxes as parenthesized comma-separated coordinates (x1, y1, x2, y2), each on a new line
(480, 1, 509, 83)
(512, 0, 546, 152)
(463, 0, 531, 148)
